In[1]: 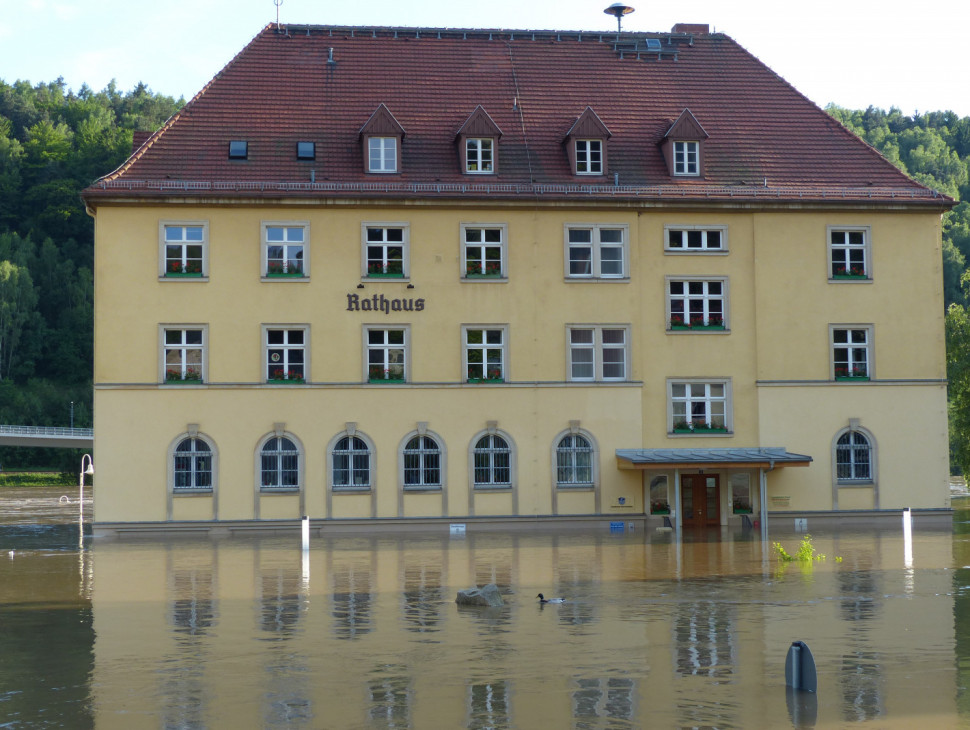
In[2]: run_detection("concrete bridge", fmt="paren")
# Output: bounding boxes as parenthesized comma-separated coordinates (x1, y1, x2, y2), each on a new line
(0, 425, 93, 448)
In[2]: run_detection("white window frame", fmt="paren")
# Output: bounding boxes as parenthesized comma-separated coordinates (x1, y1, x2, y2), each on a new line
(257, 432, 303, 493)
(667, 378, 732, 434)
(566, 325, 629, 382)
(368, 136, 397, 173)
(330, 433, 374, 491)
(828, 225, 871, 280)
(400, 431, 445, 491)
(831, 325, 873, 380)
(553, 429, 597, 489)
(172, 435, 215, 493)
(364, 325, 409, 383)
(833, 427, 876, 484)
(462, 325, 508, 383)
(673, 141, 699, 176)
(261, 221, 308, 279)
(470, 430, 515, 490)
(461, 224, 507, 280)
(666, 277, 728, 331)
(362, 223, 409, 279)
(575, 139, 603, 175)
(564, 224, 628, 280)
(664, 224, 728, 254)
(159, 221, 208, 279)
(465, 137, 494, 174)
(160, 325, 207, 384)
(263, 325, 308, 383)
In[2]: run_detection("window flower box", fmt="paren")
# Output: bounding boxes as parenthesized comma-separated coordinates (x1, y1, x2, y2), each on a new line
(166, 262, 203, 277)
(465, 262, 502, 279)
(834, 366, 869, 381)
(266, 263, 304, 277)
(467, 368, 503, 384)
(650, 501, 670, 515)
(267, 369, 304, 384)
(672, 419, 728, 434)
(832, 267, 868, 280)
(367, 263, 405, 278)
(669, 316, 725, 331)
(368, 366, 404, 383)
(166, 369, 202, 383)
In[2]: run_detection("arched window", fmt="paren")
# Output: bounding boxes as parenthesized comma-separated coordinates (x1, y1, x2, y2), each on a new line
(403, 435, 442, 489)
(333, 435, 371, 489)
(260, 436, 300, 491)
(173, 437, 212, 491)
(836, 430, 872, 481)
(473, 433, 511, 488)
(555, 433, 594, 487)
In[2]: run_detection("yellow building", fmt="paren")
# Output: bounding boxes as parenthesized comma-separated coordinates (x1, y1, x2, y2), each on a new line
(82, 23, 952, 535)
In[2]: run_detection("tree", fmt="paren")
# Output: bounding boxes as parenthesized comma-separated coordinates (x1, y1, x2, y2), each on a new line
(0, 259, 37, 381)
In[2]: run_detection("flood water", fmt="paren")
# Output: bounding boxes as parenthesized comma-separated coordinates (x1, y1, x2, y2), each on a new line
(2, 489, 970, 729)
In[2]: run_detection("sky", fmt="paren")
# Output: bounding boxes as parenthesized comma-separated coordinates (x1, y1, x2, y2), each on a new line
(1, 0, 968, 117)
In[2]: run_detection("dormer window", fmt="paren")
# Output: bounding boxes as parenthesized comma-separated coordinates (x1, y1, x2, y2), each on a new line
(296, 141, 315, 161)
(575, 140, 603, 175)
(458, 106, 502, 176)
(662, 109, 708, 179)
(673, 141, 699, 176)
(360, 104, 405, 174)
(564, 107, 610, 177)
(228, 140, 248, 160)
(368, 137, 397, 173)
(466, 138, 493, 173)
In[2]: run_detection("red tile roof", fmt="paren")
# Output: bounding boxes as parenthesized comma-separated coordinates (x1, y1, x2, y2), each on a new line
(83, 24, 950, 207)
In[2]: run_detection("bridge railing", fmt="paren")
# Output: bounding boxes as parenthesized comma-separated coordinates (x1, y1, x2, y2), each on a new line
(0, 425, 93, 439)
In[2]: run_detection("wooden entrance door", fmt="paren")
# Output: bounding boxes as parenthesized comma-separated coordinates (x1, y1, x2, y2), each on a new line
(680, 474, 720, 527)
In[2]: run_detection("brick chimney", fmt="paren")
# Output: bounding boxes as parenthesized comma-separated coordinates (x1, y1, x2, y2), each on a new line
(672, 23, 710, 34)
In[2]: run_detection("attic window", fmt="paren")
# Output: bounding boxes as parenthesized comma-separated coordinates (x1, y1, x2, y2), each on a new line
(564, 107, 610, 178)
(228, 140, 248, 160)
(673, 141, 699, 176)
(296, 142, 315, 160)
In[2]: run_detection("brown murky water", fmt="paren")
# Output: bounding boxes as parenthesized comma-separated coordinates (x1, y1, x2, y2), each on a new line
(2, 488, 969, 729)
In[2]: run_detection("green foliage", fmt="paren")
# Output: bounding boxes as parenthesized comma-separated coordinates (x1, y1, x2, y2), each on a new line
(0, 78, 179, 468)
(773, 534, 827, 563)
(0, 471, 76, 487)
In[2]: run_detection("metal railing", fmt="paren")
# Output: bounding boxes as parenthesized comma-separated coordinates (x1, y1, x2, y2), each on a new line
(0, 425, 93, 439)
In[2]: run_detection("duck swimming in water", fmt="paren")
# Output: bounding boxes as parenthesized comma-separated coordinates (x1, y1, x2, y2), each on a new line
(537, 593, 565, 604)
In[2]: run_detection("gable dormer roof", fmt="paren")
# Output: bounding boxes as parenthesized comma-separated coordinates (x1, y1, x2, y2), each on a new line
(565, 106, 612, 140)
(664, 108, 708, 140)
(457, 106, 503, 139)
(360, 103, 406, 138)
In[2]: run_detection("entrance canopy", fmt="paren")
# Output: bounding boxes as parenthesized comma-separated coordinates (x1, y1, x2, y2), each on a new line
(615, 447, 812, 470)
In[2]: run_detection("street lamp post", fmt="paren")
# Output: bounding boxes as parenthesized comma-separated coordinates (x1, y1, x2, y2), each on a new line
(79, 454, 93, 541)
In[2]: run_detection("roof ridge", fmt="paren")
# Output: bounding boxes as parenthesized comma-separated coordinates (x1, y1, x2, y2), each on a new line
(724, 35, 933, 193)
(94, 23, 275, 185)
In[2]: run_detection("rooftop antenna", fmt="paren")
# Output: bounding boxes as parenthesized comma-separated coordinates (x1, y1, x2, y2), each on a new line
(274, 0, 283, 30)
(604, 3, 635, 32)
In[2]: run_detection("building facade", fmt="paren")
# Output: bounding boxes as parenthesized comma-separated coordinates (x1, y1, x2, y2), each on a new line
(82, 23, 952, 534)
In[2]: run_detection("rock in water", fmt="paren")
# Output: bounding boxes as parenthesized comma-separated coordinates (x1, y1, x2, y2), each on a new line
(455, 583, 504, 607)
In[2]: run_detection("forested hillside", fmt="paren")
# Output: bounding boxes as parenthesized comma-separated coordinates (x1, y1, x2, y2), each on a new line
(1, 79, 969, 470)
(0, 78, 181, 467)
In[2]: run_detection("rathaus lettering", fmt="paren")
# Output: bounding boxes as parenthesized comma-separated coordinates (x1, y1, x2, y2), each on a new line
(346, 293, 426, 313)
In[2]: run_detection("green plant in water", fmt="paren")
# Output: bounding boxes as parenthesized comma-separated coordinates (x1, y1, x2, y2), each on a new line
(773, 534, 828, 562)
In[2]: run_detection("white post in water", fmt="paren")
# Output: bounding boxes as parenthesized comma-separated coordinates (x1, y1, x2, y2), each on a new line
(903, 507, 913, 569)
(301, 515, 310, 583)
(78, 454, 93, 547)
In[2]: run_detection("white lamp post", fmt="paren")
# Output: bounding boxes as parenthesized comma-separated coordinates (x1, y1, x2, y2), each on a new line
(79, 454, 94, 535)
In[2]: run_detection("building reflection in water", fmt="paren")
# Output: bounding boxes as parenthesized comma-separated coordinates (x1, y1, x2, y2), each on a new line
(467, 680, 511, 729)
(256, 552, 313, 727)
(838, 558, 883, 722)
(368, 664, 411, 728)
(83, 528, 962, 728)
(573, 676, 636, 728)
